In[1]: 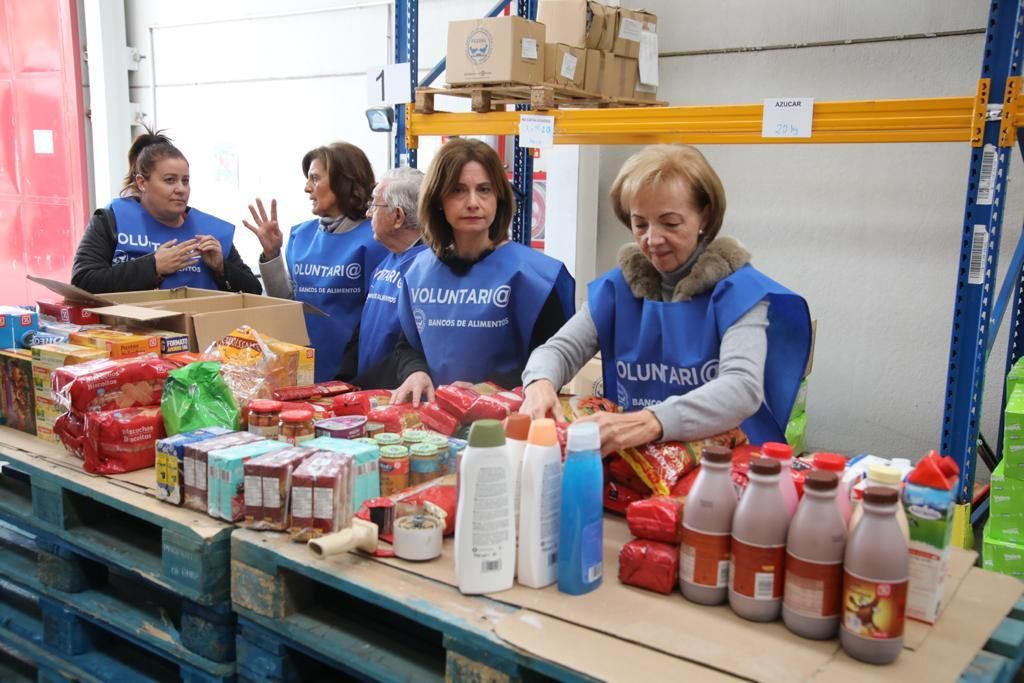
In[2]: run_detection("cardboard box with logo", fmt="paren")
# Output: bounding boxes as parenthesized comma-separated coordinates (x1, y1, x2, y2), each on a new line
(446, 16, 545, 86)
(544, 43, 587, 89)
(584, 49, 635, 98)
(537, 0, 616, 51)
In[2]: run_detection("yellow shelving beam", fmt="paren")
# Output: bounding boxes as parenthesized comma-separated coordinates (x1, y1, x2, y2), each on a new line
(407, 94, 988, 149)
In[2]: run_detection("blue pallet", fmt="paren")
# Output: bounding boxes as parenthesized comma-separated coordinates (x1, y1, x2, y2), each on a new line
(0, 429, 234, 606)
(0, 524, 235, 682)
(959, 599, 1024, 683)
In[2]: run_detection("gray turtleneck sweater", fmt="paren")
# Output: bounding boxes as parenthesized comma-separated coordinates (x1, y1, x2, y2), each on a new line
(521, 251, 769, 442)
(259, 215, 363, 299)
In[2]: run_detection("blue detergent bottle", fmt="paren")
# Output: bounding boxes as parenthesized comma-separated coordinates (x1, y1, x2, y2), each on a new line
(557, 421, 603, 595)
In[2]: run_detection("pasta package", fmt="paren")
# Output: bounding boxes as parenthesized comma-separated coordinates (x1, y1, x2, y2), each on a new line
(52, 354, 175, 413)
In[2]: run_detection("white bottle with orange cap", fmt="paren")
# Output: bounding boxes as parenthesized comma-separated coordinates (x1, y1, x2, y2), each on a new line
(518, 418, 563, 588)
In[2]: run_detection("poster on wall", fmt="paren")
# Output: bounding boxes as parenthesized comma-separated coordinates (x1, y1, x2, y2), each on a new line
(506, 171, 546, 251)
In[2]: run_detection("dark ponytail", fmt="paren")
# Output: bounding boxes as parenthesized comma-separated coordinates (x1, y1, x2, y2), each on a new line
(120, 127, 186, 197)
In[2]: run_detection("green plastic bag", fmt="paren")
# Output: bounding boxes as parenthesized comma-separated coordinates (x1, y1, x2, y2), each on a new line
(161, 362, 240, 436)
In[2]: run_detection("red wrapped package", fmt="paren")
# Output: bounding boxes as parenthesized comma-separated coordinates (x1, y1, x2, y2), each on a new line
(367, 403, 421, 434)
(618, 539, 679, 594)
(273, 381, 356, 402)
(419, 402, 459, 436)
(607, 454, 650, 494)
(731, 444, 761, 493)
(465, 394, 511, 422)
(434, 384, 480, 421)
(604, 479, 646, 515)
(54, 411, 86, 458)
(670, 466, 701, 498)
(510, 386, 525, 398)
(82, 406, 166, 474)
(472, 381, 505, 395)
(490, 391, 524, 414)
(53, 355, 175, 413)
(626, 496, 684, 543)
(396, 482, 457, 536)
(333, 390, 391, 416)
(617, 441, 700, 496)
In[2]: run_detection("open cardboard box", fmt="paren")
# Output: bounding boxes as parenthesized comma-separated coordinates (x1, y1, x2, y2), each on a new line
(29, 276, 321, 352)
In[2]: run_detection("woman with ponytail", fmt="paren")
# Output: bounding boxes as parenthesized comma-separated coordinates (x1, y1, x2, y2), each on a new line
(71, 129, 261, 294)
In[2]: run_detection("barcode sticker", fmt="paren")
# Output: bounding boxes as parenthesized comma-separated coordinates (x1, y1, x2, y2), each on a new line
(717, 560, 730, 588)
(968, 224, 989, 285)
(977, 144, 997, 206)
(548, 551, 558, 566)
(754, 572, 775, 599)
(482, 559, 501, 573)
(587, 563, 603, 583)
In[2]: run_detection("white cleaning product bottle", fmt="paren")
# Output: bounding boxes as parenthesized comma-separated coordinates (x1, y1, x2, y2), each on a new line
(504, 413, 531, 539)
(518, 418, 562, 588)
(455, 419, 515, 594)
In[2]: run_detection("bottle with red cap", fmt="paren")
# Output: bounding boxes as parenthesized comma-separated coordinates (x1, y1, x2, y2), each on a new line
(761, 442, 799, 518)
(813, 452, 851, 525)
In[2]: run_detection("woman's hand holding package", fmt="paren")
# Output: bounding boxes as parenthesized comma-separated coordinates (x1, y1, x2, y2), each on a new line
(391, 371, 435, 407)
(154, 238, 200, 276)
(520, 379, 565, 422)
(243, 198, 284, 260)
(575, 408, 663, 456)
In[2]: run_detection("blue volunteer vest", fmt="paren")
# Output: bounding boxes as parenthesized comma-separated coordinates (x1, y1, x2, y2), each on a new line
(109, 198, 233, 290)
(398, 242, 575, 386)
(589, 263, 811, 446)
(286, 218, 389, 382)
(358, 243, 429, 375)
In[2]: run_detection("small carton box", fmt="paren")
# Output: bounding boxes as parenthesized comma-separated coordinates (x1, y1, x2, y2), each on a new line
(69, 329, 160, 359)
(989, 460, 1024, 542)
(36, 423, 58, 443)
(537, 0, 616, 50)
(982, 527, 1024, 579)
(155, 427, 233, 505)
(208, 440, 288, 522)
(244, 446, 318, 529)
(37, 300, 102, 326)
(35, 395, 62, 426)
(267, 339, 316, 388)
(305, 436, 380, 512)
(132, 328, 191, 356)
(903, 481, 954, 624)
(446, 16, 545, 86)
(584, 49, 633, 98)
(182, 431, 262, 512)
(611, 8, 656, 59)
(0, 307, 38, 348)
(0, 348, 35, 435)
(544, 43, 587, 89)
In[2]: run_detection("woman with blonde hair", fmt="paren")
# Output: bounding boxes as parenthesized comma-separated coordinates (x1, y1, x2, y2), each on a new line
(392, 137, 575, 403)
(520, 144, 811, 453)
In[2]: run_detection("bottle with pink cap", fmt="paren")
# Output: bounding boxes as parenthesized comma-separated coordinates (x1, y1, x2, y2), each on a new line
(761, 442, 799, 518)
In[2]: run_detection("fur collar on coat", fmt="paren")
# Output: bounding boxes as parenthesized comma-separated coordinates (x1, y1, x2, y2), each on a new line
(617, 237, 751, 302)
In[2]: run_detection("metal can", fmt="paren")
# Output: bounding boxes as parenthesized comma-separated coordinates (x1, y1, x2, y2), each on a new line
(379, 445, 410, 495)
(409, 443, 440, 486)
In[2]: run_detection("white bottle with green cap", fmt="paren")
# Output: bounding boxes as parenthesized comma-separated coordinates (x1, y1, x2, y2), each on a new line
(455, 419, 515, 594)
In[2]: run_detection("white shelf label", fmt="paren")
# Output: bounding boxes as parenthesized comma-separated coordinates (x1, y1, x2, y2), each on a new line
(366, 62, 412, 106)
(761, 98, 814, 138)
(33, 130, 54, 155)
(968, 225, 989, 286)
(977, 143, 997, 206)
(519, 114, 555, 149)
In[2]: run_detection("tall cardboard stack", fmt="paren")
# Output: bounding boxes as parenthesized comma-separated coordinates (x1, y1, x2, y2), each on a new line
(984, 366, 1024, 579)
(537, 0, 658, 100)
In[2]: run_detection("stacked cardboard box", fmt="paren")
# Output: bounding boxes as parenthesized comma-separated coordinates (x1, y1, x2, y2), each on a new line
(446, 16, 546, 86)
(31, 343, 108, 442)
(537, 0, 658, 100)
(985, 382, 1024, 578)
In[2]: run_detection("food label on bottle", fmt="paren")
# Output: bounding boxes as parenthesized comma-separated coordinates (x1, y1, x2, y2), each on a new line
(680, 525, 731, 588)
(784, 552, 842, 617)
(471, 465, 511, 573)
(842, 570, 908, 639)
(730, 538, 784, 600)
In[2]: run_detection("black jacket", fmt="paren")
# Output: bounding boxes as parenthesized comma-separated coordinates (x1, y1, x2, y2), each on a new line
(71, 204, 262, 295)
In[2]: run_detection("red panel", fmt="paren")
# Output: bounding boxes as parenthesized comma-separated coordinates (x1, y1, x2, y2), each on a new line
(0, 1, 13, 75)
(0, 200, 28, 303)
(9, 0, 62, 73)
(0, 80, 17, 195)
(22, 201, 73, 280)
(15, 76, 68, 199)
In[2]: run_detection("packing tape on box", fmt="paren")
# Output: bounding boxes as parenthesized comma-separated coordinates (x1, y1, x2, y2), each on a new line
(393, 514, 443, 561)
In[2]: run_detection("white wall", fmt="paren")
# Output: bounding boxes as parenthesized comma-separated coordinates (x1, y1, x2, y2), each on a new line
(109, 1, 1017, 465)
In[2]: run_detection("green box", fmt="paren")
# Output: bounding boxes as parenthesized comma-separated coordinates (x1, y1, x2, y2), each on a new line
(991, 461, 1024, 511)
(1006, 356, 1024, 402)
(982, 527, 1024, 579)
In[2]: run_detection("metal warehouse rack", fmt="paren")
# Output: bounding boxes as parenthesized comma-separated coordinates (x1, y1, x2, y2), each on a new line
(393, 0, 1024, 515)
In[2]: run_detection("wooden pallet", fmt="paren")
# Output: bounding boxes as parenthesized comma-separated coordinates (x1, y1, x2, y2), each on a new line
(959, 597, 1024, 682)
(416, 84, 666, 114)
(230, 528, 592, 683)
(0, 526, 234, 683)
(0, 427, 234, 606)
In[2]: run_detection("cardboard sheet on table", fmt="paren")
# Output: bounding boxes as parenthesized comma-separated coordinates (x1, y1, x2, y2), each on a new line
(372, 516, 993, 683)
(494, 610, 741, 682)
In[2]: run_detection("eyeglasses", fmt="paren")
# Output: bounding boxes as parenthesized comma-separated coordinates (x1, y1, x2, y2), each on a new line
(369, 203, 391, 212)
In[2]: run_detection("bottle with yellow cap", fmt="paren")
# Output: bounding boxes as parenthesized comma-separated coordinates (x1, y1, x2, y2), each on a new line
(849, 463, 910, 541)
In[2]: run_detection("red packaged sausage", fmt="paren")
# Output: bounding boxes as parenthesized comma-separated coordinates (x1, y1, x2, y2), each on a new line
(53, 355, 175, 413)
(332, 390, 392, 416)
(618, 539, 679, 594)
(490, 391, 524, 414)
(82, 406, 166, 474)
(419, 402, 459, 436)
(273, 381, 356, 402)
(465, 394, 511, 422)
(434, 384, 479, 420)
(366, 403, 421, 433)
(626, 496, 684, 544)
(604, 479, 646, 515)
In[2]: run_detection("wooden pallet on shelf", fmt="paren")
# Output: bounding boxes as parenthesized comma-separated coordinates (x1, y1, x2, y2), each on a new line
(416, 83, 666, 113)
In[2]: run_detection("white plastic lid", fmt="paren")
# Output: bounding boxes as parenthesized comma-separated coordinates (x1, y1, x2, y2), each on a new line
(567, 421, 600, 452)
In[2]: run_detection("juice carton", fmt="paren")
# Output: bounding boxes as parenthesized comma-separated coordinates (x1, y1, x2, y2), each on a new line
(70, 329, 161, 359)
(0, 307, 38, 348)
(903, 455, 955, 624)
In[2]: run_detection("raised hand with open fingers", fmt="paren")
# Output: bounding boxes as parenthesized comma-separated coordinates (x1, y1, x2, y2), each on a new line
(243, 198, 283, 260)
